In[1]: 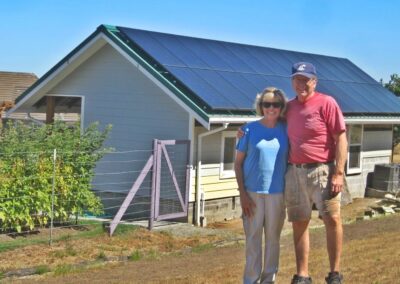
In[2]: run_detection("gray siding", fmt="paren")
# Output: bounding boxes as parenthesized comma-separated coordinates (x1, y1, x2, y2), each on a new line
(363, 129, 392, 151)
(49, 44, 190, 218)
(346, 127, 393, 198)
(193, 126, 239, 164)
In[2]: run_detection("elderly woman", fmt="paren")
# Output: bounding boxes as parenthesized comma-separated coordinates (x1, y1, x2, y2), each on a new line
(235, 87, 289, 284)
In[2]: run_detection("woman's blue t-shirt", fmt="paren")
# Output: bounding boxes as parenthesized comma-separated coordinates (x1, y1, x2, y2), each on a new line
(236, 120, 288, 194)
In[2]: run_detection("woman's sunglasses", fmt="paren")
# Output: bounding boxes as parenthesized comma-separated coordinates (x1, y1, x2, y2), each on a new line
(261, 102, 283, 108)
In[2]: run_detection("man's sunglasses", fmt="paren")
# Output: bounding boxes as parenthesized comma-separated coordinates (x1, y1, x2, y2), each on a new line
(261, 102, 283, 108)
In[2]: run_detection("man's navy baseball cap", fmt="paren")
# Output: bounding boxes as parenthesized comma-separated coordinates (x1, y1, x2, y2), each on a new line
(291, 62, 317, 78)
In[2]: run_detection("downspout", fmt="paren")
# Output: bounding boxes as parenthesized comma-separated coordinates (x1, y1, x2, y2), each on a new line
(196, 123, 229, 226)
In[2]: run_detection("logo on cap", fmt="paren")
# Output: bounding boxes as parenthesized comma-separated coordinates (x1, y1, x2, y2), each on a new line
(297, 64, 306, 71)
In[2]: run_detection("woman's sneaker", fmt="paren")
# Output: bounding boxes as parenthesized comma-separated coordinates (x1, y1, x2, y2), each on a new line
(325, 272, 343, 284)
(291, 274, 313, 284)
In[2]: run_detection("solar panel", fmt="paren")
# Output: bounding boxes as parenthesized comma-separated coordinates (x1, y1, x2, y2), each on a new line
(117, 26, 400, 114)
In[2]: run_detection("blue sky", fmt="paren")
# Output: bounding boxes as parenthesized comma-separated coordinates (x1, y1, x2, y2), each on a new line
(1, 0, 398, 82)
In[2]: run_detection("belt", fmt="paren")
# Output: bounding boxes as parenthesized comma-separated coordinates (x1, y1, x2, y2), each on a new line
(289, 162, 333, 169)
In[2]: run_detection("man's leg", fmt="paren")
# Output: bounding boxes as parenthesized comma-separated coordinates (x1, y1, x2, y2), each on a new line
(322, 214, 342, 272)
(292, 220, 310, 277)
(285, 165, 313, 280)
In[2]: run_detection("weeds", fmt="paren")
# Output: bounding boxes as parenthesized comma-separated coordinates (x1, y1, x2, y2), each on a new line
(146, 248, 159, 260)
(52, 244, 77, 258)
(35, 265, 51, 275)
(129, 250, 142, 261)
(0, 222, 104, 253)
(54, 264, 74, 275)
(112, 224, 140, 236)
(97, 251, 107, 260)
(192, 243, 214, 253)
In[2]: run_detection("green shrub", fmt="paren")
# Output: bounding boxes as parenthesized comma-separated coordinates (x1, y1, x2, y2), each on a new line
(0, 121, 112, 232)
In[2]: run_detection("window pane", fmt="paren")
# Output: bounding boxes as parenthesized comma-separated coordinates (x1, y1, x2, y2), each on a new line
(349, 145, 361, 168)
(223, 137, 236, 171)
(350, 125, 362, 144)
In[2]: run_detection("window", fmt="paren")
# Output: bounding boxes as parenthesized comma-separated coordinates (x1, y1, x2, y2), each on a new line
(346, 124, 363, 174)
(220, 131, 237, 178)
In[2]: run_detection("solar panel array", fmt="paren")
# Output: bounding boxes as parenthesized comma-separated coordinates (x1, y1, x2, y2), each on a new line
(117, 26, 400, 114)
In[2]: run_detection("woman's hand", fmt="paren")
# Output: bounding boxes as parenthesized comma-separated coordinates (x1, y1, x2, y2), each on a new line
(240, 191, 256, 218)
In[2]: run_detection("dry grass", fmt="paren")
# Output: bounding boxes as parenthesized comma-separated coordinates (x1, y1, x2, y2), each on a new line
(0, 224, 226, 274)
(9, 214, 400, 284)
(1, 198, 400, 283)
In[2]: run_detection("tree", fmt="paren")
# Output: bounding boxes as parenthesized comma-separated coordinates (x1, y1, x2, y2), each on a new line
(384, 74, 400, 96)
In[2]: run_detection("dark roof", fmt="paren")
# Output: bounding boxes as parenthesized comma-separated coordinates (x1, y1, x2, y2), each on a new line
(0, 71, 37, 102)
(12, 25, 400, 121)
(115, 26, 400, 115)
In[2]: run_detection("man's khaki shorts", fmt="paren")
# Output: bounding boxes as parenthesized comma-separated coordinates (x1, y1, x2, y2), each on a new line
(285, 163, 341, 222)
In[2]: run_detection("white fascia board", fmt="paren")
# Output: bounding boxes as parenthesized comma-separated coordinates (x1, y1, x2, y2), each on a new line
(6, 33, 107, 116)
(101, 34, 210, 129)
(345, 117, 400, 124)
(209, 116, 258, 124)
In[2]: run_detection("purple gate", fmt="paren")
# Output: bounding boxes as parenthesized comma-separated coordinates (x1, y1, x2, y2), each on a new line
(109, 139, 190, 236)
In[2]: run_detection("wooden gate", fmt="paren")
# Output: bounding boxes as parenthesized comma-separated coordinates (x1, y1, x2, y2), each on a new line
(109, 139, 190, 236)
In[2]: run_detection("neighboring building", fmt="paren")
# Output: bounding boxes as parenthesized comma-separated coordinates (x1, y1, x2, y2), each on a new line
(0, 71, 37, 118)
(7, 25, 400, 224)
(0, 71, 78, 123)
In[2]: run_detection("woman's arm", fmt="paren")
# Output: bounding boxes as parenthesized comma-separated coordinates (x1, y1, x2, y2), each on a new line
(234, 151, 255, 217)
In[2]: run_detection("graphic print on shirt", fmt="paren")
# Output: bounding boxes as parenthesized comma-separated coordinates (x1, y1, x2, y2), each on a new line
(236, 121, 288, 194)
(257, 138, 279, 190)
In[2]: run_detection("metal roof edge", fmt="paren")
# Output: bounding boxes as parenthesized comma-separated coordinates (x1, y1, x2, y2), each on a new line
(210, 114, 400, 125)
(101, 25, 210, 125)
(345, 115, 400, 124)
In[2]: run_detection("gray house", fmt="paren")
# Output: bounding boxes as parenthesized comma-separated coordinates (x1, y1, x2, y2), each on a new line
(7, 25, 400, 225)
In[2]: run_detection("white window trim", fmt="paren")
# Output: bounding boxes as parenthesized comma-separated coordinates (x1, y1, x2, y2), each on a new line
(347, 124, 363, 175)
(220, 131, 237, 178)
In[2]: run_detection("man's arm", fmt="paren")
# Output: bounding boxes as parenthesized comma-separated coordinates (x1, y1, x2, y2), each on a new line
(331, 131, 348, 195)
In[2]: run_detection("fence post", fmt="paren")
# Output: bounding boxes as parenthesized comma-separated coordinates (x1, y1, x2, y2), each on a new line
(148, 139, 158, 230)
(49, 148, 57, 246)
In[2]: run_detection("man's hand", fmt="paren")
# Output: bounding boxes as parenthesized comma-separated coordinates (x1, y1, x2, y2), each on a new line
(331, 173, 344, 197)
(237, 128, 245, 139)
(240, 191, 256, 217)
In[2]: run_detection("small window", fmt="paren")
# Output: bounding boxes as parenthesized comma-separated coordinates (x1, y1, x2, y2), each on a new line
(346, 124, 363, 174)
(220, 131, 237, 178)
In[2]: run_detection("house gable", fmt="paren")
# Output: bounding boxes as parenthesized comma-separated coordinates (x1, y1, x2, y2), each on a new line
(47, 42, 192, 193)
(50, 43, 191, 143)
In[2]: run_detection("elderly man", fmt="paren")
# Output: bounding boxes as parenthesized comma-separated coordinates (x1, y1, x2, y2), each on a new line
(287, 62, 347, 284)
